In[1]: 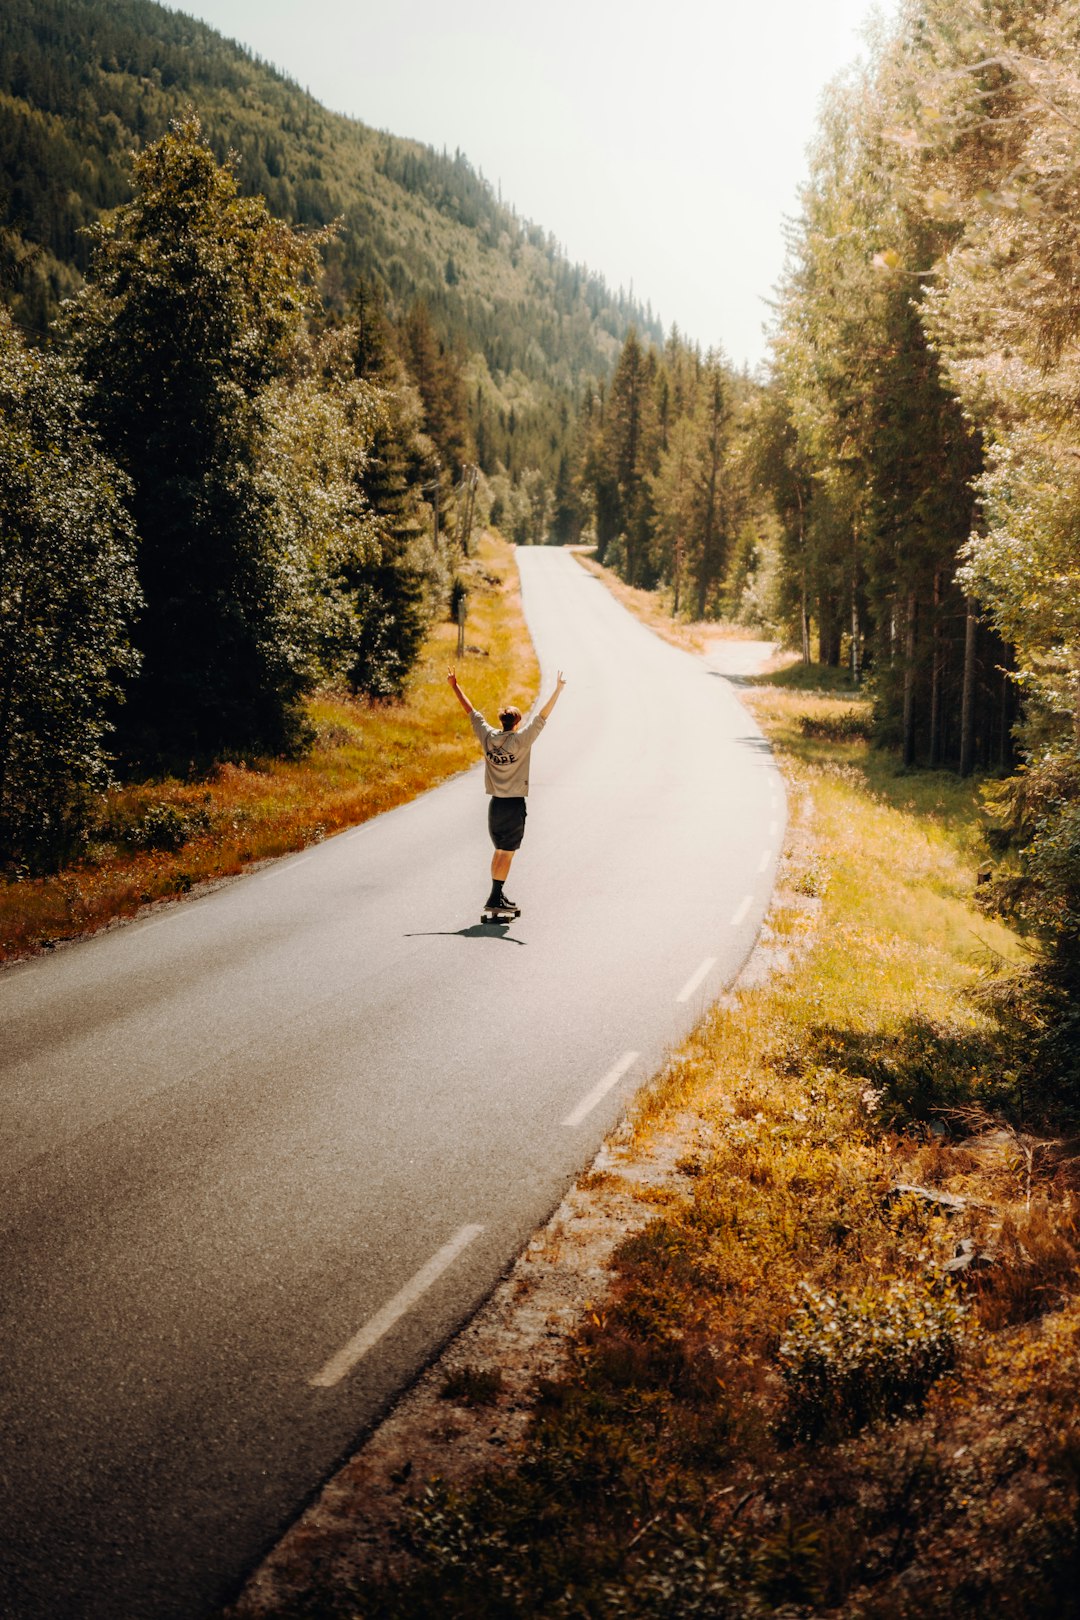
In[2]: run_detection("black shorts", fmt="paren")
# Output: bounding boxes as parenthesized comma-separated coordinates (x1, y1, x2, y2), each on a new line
(488, 795, 527, 851)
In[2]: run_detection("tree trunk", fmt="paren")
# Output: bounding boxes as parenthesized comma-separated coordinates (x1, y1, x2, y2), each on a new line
(795, 482, 810, 664)
(928, 569, 942, 768)
(850, 525, 861, 686)
(818, 593, 841, 665)
(960, 597, 978, 777)
(902, 589, 918, 768)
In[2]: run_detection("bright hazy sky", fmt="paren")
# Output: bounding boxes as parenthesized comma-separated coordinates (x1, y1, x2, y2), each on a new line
(172, 0, 893, 371)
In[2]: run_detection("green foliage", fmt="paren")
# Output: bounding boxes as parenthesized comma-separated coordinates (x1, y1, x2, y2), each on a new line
(757, 0, 1080, 1078)
(132, 800, 210, 852)
(64, 114, 327, 761)
(978, 756, 1080, 1098)
(0, 0, 663, 511)
(798, 1010, 1021, 1130)
(798, 706, 874, 742)
(763, 60, 993, 759)
(573, 329, 767, 618)
(399, 299, 472, 476)
(0, 308, 139, 866)
(778, 1276, 968, 1441)
(601, 1538, 752, 1620)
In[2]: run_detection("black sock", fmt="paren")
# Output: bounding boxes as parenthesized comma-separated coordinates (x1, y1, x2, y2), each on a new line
(489, 878, 504, 903)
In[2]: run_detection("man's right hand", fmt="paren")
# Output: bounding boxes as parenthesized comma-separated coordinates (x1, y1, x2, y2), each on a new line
(448, 667, 474, 715)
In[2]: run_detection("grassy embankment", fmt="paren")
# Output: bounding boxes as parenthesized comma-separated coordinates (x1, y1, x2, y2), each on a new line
(570, 549, 744, 654)
(0, 531, 536, 965)
(341, 576, 1080, 1618)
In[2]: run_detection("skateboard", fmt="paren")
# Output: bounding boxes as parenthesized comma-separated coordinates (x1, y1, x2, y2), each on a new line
(480, 904, 521, 925)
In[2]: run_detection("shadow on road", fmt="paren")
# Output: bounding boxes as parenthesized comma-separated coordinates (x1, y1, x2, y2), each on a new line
(708, 670, 762, 690)
(405, 926, 527, 946)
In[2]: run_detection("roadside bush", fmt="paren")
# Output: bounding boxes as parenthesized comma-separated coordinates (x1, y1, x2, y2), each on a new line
(778, 1276, 968, 1441)
(133, 802, 212, 852)
(602, 1535, 753, 1619)
(803, 1014, 1017, 1128)
(0, 309, 140, 869)
(798, 706, 873, 742)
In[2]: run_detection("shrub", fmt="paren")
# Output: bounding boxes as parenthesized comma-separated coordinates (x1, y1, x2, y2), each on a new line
(798, 706, 873, 742)
(133, 802, 211, 852)
(778, 1276, 968, 1441)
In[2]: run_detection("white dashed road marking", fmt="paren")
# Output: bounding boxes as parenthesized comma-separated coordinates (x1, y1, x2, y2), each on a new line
(563, 1051, 639, 1128)
(310, 1224, 486, 1388)
(676, 956, 717, 1004)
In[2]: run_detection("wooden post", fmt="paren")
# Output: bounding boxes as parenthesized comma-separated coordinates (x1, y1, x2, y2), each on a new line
(456, 594, 466, 659)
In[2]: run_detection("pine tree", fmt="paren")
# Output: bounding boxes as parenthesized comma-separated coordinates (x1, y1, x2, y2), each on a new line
(602, 329, 658, 585)
(0, 308, 140, 864)
(63, 114, 327, 762)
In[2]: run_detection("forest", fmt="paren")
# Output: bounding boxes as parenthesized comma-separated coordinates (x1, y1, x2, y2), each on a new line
(763, 0, 1080, 1096)
(555, 0, 1079, 1097)
(0, 0, 660, 492)
(0, 0, 659, 862)
(2, 0, 1079, 1085)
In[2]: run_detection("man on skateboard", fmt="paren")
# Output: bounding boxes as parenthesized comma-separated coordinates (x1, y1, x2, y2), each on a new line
(448, 665, 566, 917)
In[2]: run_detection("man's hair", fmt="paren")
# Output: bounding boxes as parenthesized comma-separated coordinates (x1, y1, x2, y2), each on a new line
(499, 705, 522, 731)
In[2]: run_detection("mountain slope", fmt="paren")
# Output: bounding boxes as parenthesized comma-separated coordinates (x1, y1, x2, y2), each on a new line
(0, 0, 662, 474)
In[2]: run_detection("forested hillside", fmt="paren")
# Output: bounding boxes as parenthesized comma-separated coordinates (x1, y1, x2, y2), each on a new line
(0, 0, 674, 870)
(0, 0, 661, 488)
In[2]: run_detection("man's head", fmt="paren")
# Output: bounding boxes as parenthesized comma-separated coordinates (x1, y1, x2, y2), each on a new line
(498, 705, 522, 732)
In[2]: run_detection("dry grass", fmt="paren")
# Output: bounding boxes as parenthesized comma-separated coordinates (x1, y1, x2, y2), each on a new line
(0, 531, 537, 964)
(570, 548, 767, 655)
(329, 657, 1080, 1618)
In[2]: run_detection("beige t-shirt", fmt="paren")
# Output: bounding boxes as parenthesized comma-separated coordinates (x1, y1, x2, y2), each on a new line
(469, 711, 546, 797)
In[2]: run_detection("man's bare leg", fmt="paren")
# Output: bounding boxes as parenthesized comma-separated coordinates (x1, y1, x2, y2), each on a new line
(487, 849, 517, 911)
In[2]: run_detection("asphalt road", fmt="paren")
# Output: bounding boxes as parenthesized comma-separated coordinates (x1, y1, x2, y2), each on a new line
(0, 548, 785, 1619)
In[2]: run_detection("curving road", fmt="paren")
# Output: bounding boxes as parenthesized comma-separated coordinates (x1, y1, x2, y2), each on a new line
(0, 548, 785, 1618)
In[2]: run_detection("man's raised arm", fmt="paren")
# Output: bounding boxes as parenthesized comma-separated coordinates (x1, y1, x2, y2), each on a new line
(447, 666, 475, 716)
(538, 670, 567, 721)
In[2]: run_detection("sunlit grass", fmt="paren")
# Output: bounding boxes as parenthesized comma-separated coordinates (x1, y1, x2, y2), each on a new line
(571, 548, 766, 653)
(0, 531, 537, 962)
